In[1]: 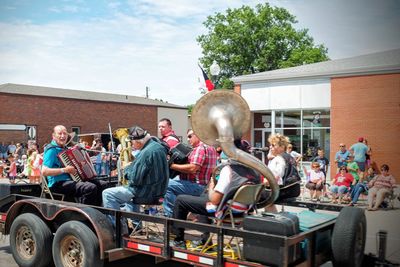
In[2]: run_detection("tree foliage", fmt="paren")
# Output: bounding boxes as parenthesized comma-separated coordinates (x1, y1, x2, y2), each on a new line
(197, 3, 329, 89)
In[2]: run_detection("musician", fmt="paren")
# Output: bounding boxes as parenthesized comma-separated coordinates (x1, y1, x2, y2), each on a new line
(158, 118, 180, 148)
(102, 126, 169, 228)
(163, 129, 218, 217)
(171, 139, 261, 248)
(42, 125, 106, 205)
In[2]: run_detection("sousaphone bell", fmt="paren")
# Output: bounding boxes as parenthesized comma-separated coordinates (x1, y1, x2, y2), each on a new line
(191, 90, 279, 207)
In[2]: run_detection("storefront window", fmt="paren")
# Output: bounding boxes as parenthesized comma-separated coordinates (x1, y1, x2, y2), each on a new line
(254, 112, 272, 128)
(275, 110, 301, 128)
(303, 110, 330, 127)
(302, 128, 330, 161)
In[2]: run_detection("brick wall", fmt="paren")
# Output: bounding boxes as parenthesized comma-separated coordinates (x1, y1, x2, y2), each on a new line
(330, 73, 400, 181)
(0, 93, 158, 150)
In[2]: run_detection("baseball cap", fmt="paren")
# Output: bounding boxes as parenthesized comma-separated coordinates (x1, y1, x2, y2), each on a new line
(128, 126, 148, 140)
(358, 137, 364, 142)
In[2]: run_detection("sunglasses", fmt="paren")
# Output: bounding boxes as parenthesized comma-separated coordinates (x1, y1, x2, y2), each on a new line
(339, 145, 345, 147)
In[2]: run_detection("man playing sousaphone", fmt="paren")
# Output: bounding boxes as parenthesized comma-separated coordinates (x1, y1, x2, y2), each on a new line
(42, 125, 107, 205)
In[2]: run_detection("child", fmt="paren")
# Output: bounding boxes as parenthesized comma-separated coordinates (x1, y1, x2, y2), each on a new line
(303, 162, 325, 201)
(7, 154, 17, 183)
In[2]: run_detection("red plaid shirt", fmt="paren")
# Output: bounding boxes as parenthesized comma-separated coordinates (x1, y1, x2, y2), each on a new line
(180, 142, 217, 185)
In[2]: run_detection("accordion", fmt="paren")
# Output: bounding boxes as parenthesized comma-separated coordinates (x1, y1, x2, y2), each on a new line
(58, 146, 97, 182)
(168, 143, 193, 178)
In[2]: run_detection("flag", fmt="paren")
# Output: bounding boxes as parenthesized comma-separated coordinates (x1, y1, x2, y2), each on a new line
(199, 64, 214, 91)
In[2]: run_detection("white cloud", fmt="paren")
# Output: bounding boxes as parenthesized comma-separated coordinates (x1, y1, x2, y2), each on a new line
(0, 0, 399, 106)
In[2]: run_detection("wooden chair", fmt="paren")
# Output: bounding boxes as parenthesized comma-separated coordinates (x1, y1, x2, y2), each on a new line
(201, 183, 265, 259)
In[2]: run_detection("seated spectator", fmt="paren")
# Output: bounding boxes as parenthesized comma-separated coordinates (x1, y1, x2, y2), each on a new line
(312, 148, 329, 177)
(367, 164, 396, 211)
(171, 139, 261, 248)
(303, 162, 325, 201)
(330, 166, 355, 204)
(349, 166, 376, 206)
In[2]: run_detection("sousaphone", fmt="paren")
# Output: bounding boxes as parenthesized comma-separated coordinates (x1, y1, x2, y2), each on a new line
(191, 90, 279, 207)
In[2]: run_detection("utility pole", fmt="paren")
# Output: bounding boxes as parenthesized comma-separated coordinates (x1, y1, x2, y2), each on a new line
(145, 86, 149, 98)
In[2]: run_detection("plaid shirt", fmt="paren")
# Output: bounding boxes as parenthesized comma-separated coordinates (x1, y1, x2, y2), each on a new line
(180, 142, 217, 185)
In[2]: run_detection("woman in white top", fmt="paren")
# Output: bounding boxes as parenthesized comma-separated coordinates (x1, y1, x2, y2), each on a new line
(264, 133, 301, 211)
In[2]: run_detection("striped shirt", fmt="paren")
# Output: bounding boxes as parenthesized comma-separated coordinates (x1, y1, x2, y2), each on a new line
(369, 174, 396, 189)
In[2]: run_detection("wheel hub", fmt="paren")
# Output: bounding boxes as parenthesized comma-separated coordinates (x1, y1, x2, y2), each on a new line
(16, 226, 35, 259)
(61, 236, 84, 267)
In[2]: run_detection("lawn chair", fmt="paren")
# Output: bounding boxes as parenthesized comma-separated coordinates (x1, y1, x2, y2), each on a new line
(201, 183, 265, 259)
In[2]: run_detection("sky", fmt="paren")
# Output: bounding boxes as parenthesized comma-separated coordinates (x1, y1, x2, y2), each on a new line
(1, 0, 399, 106)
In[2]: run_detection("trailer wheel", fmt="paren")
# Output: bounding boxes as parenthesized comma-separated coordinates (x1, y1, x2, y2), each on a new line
(332, 207, 366, 267)
(52, 221, 103, 267)
(10, 213, 53, 267)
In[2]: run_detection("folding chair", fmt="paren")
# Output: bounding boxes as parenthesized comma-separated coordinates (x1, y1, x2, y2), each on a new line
(40, 175, 65, 201)
(201, 183, 265, 259)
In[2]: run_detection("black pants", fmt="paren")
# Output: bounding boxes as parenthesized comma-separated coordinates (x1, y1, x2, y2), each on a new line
(172, 194, 212, 242)
(52, 179, 108, 206)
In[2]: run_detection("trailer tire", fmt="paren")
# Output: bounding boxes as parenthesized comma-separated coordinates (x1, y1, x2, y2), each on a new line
(332, 207, 366, 267)
(52, 221, 103, 267)
(10, 213, 53, 267)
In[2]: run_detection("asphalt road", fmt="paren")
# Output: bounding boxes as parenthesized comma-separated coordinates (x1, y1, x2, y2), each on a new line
(0, 235, 189, 267)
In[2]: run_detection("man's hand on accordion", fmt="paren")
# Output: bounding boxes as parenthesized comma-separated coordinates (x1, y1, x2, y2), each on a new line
(64, 165, 77, 176)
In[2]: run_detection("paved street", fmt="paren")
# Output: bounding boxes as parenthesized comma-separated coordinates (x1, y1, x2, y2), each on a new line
(1, 203, 399, 266)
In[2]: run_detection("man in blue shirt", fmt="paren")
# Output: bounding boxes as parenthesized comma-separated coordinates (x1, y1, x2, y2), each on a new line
(42, 125, 106, 205)
(350, 137, 369, 176)
(334, 143, 350, 173)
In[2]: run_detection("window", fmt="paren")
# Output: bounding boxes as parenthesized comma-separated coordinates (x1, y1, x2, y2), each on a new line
(275, 111, 301, 128)
(71, 127, 80, 143)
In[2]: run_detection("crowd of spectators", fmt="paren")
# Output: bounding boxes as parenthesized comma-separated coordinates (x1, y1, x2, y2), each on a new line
(0, 141, 42, 183)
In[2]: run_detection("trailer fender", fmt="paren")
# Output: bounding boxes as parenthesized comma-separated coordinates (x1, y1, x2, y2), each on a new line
(4, 199, 115, 259)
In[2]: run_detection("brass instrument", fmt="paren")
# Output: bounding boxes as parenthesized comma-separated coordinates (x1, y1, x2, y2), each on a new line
(113, 128, 133, 185)
(191, 90, 279, 208)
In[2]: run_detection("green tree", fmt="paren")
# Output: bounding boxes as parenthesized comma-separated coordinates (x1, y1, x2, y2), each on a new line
(197, 3, 329, 89)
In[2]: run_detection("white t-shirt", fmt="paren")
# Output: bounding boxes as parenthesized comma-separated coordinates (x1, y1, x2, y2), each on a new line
(206, 166, 249, 213)
(268, 154, 286, 185)
(213, 166, 231, 194)
(308, 169, 325, 183)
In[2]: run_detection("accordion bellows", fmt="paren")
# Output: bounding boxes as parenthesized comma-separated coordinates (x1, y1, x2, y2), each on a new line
(58, 146, 97, 182)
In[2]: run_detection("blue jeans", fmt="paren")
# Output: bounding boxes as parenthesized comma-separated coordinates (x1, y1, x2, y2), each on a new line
(95, 163, 102, 176)
(351, 183, 368, 204)
(330, 185, 349, 195)
(102, 162, 110, 176)
(102, 186, 140, 230)
(163, 179, 206, 217)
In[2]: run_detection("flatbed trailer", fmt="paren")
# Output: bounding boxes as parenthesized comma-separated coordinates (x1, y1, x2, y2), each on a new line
(0, 194, 366, 267)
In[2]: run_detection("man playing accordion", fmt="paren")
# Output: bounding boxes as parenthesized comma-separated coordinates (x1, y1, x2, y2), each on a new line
(42, 125, 107, 205)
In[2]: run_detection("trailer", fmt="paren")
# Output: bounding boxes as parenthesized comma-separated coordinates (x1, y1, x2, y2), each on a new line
(0, 193, 367, 267)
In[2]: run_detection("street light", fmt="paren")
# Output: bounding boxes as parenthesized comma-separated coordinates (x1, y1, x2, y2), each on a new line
(210, 60, 221, 76)
(210, 60, 220, 88)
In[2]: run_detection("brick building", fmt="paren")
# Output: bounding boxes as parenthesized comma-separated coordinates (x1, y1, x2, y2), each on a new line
(0, 84, 188, 149)
(232, 49, 400, 180)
